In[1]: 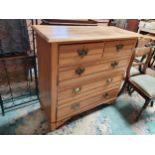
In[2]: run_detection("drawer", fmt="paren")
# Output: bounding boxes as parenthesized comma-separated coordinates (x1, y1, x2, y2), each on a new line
(103, 39, 135, 60)
(58, 71, 123, 105)
(59, 42, 104, 67)
(58, 57, 129, 82)
(57, 87, 119, 120)
(58, 68, 125, 90)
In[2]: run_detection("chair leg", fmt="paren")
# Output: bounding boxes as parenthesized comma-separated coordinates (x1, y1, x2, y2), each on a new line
(136, 99, 150, 121)
(151, 101, 154, 107)
(29, 67, 33, 82)
(0, 94, 4, 116)
(117, 81, 127, 96)
(127, 85, 134, 96)
(127, 85, 130, 95)
(130, 89, 135, 95)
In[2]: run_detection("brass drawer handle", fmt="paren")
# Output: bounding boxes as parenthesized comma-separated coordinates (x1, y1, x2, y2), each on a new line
(116, 44, 124, 51)
(71, 103, 80, 110)
(77, 49, 88, 57)
(103, 92, 109, 98)
(73, 87, 81, 94)
(111, 61, 119, 68)
(75, 67, 85, 76)
(106, 78, 113, 84)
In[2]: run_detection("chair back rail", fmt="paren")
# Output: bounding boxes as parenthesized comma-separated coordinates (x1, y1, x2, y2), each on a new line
(135, 47, 151, 57)
(126, 45, 152, 79)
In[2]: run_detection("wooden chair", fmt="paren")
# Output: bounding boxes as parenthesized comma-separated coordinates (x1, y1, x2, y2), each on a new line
(122, 44, 154, 121)
(130, 37, 152, 77)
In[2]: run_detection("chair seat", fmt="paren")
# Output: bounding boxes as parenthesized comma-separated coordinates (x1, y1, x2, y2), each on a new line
(129, 74, 155, 99)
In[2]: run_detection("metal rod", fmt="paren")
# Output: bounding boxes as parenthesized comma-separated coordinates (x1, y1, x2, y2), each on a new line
(0, 94, 5, 116)
(31, 19, 39, 96)
(4, 98, 38, 111)
(3, 92, 37, 103)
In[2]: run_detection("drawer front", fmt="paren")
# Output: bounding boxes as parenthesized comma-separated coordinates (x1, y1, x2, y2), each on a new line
(59, 42, 104, 67)
(57, 87, 119, 120)
(103, 39, 135, 60)
(58, 68, 125, 90)
(58, 71, 123, 104)
(58, 57, 129, 82)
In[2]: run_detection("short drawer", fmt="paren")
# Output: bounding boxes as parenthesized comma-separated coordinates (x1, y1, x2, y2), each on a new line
(58, 57, 129, 82)
(57, 87, 119, 120)
(59, 42, 104, 67)
(103, 39, 136, 60)
(58, 71, 123, 105)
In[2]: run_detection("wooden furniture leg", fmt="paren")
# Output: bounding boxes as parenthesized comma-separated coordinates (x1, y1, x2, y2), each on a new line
(128, 86, 135, 96)
(50, 117, 71, 131)
(136, 99, 150, 121)
(50, 122, 57, 131)
(117, 80, 127, 96)
(127, 85, 132, 96)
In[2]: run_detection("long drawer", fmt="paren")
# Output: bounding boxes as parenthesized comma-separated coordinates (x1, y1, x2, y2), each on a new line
(58, 68, 125, 90)
(57, 87, 119, 120)
(59, 42, 104, 67)
(58, 57, 129, 82)
(58, 71, 123, 105)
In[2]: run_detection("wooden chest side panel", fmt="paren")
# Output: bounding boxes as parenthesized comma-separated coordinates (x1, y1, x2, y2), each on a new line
(50, 43, 58, 126)
(36, 35, 52, 122)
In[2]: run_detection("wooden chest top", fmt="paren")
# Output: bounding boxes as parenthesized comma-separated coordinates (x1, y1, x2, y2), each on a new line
(33, 25, 140, 43)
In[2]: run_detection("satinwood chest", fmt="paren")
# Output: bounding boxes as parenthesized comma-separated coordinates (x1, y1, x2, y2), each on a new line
(33, 25, 139, 131)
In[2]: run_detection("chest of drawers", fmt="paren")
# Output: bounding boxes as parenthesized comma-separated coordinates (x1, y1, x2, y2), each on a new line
(33, 25, 139, 131)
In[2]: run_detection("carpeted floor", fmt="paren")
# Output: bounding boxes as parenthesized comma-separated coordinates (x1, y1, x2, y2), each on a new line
(0, 92, 155, 135)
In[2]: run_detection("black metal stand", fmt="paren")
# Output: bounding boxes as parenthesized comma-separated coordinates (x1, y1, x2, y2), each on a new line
(0, 19, 39, 116)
